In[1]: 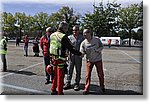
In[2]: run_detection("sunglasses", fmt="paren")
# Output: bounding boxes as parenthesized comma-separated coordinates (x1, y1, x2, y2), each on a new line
(73, 29, 79, 31)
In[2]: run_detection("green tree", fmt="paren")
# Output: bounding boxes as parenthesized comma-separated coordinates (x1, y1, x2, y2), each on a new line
(105, 2, 121, 36)
(132, 29, 143, 41)
(138, 1, 143, 27)
(14, 12, 27, 40)
(82, 2, 106, 36)
(51, 6, 81, 34)
(22, 15, 34, 37)
(136, 1, 143, 41)
(50, 12, 64, 31)
(1, 12, 16, 38)
(82, 1, 120, 37)
(118, 4, 140, 46)
(137, 29, 143, 41)
(33, 12, 50, 36)
(118, 30, 128, 39)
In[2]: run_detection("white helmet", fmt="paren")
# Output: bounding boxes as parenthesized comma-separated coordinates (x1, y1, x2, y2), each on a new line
(46, 27, 52, 32)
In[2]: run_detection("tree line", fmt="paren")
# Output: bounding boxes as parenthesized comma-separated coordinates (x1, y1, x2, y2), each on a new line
(1, 1, 143, 46)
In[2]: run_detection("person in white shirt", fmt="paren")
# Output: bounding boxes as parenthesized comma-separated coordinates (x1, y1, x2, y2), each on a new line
(80, 28, 105, 95)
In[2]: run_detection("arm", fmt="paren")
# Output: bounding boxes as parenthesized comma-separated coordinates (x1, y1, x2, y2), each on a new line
(40, 37, 43, 50)
(3, 40, 7, 51)
(80, 41, 86, 54)
(79, 41, 86, 57)
(94, 38, 103, 53)
(27, 38, 29, 43)
(61, 35, 82, 56)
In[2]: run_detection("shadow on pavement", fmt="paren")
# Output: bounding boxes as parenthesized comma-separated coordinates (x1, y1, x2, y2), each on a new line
(1, 82, 142, 95)
(102, 89, 142, 95)
(79, 83, 142, 95)
(6, 70, 37, 76)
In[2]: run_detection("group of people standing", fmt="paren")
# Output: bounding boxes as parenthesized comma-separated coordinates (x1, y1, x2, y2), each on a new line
(22, 35, 40, 57)
(0, 21, 105, 95)
(41, 21, 105, 95)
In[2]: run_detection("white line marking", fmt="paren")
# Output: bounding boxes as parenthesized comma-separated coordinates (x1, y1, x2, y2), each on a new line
(0, 83, 48, 94)
(0, 62, 43, 79)
(115, 47, 141, 64)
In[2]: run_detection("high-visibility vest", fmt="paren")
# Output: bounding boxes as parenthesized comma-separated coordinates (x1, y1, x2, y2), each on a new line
(50, 32, 66, 61)
(0, 38, 7, 54)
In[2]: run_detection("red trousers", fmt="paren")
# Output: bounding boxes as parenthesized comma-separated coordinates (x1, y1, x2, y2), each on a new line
(84, 60, 104, 92)
(51, 59, 65, 95)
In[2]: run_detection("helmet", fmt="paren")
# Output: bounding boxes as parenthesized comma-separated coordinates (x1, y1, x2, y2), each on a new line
(46, 64, 53, 75)
(46, 27, 52, 32)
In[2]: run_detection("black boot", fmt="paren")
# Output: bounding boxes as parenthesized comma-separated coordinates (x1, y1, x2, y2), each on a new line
(45, 80, 50, 84)
(51, 90, 58, 95)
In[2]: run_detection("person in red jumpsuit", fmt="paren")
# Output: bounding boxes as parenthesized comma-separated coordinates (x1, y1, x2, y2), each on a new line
(49, 21, 82, 95)
(40, 27, 53, 84)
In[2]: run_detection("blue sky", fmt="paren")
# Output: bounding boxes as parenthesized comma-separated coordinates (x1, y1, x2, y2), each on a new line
(1, 0, 142, 16)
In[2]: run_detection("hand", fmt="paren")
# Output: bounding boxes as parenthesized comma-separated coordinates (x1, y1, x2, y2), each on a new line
(80, 53, 84, 58)
(4, 48, 7, 51)
(94, 48, 99, 53)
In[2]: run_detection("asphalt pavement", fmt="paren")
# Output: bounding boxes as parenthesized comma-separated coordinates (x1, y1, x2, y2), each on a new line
(0, 42, 143, 95)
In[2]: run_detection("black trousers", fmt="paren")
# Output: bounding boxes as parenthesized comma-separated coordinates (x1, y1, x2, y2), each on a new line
(44, 56, 51, 81)
(1, 54, 7, 71)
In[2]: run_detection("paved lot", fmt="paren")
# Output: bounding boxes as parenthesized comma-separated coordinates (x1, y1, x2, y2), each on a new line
(0, 42, 143, 95)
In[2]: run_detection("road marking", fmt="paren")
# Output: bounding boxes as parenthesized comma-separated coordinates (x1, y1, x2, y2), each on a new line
(0, 83, 48, 94)
(0, 62, 43, 79)
(115, 47, 142, 64)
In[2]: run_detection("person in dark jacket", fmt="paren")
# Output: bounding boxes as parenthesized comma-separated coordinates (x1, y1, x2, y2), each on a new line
(16, 36, 20, 46)
(32, 36, 40, 57)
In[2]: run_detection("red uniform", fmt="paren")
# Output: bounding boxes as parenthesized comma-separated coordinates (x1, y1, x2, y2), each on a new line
(40, 35, 50, 57)
(40, 35, 51, 83)
(51, 59, 65, 95)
